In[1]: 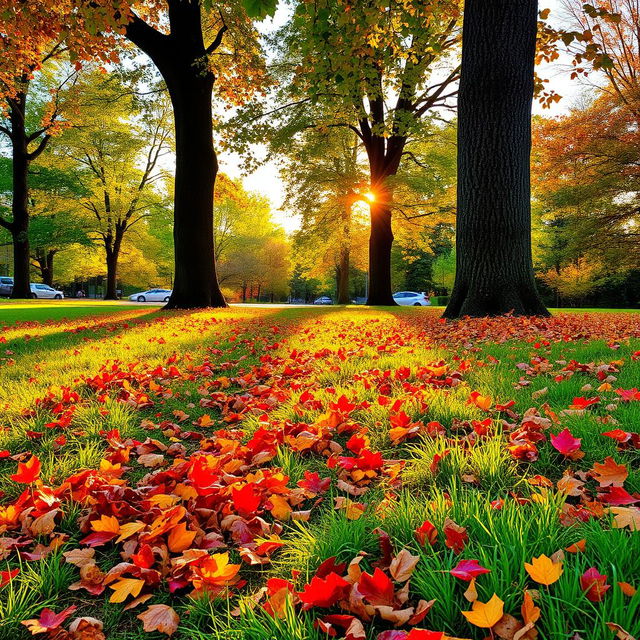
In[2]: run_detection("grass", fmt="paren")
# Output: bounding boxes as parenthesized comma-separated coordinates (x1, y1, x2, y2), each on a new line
(0, 302, 639, 640)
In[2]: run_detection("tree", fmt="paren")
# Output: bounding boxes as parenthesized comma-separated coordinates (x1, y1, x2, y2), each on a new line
(51, 71, 172, 299)
(281, 129, 369, 304)
(0, 54, 78, 297)
(248, 0, 461, 305)
(1, 0, 274, 308)
(443, 0, 549, 318)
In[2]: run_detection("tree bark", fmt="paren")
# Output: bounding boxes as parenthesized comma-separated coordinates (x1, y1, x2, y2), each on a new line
(125, 4, 226, 309)
(103, 229, 122, 300)
(367, 200, 396, 305)
(34, 250, 55, 286)
(443, 0, 549, 318)
(9, 90, 31, 299)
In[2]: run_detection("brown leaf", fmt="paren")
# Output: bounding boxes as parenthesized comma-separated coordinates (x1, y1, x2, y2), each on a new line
(606, 623, 637, 640)
(389, 549, 419, 582)
(137, 604, 179, 636)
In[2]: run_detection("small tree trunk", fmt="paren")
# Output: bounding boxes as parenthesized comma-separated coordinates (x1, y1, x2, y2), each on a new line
(45, 251, 55, 286)
(367, 200, 396, 305)
(444, 0, 549, 318)
(9, 91, 31, 299)
(242, 283, 247, 302)
(104, 250, 119, 300)
(337, 245, 350, 304)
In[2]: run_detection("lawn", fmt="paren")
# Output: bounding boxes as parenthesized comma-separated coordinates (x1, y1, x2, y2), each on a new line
(0, 304, 639, 640)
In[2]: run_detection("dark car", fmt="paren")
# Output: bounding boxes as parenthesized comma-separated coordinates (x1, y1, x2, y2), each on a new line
(0, 276, 13, 297)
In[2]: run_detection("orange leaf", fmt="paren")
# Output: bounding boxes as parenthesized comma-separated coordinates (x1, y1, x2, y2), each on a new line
(524, 554, 563, 585)
(521, 590, 540, 625)
(618, 581, 637, 597)
(10, 455, 41, 484)
(591, 457, 628, 487)
(461, 593, 504, 628)
(167, 522, 196, 553)
(565, 539, 586, 553)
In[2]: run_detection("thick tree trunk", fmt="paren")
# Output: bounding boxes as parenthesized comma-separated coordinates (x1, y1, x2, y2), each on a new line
(126, 6, 226, 310)
(104, 233, 122, 300)
(443, 0, 549, 318)
(10, 93, 31, 299)
(337, 246, 350, 304)
(164, 73, 225, 309)
(367, 201, 396, 305)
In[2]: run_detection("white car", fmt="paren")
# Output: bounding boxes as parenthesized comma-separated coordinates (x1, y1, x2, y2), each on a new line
(129, 288, 172, 302)
(313, 296, 332, 305)
(30, 283, 64, 299)
(393, 291, 431, 306)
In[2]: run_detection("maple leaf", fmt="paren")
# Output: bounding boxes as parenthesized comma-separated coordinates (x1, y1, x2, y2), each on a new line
(443, 518, 468, 554)
(389, 550, 420, 582)
(167, 522, 197, 553)
(298, 571, 350, 609)
(297, 470, 331, 496)
(192, 553, 241, 592)
(591, 457, 628, 486)
(450, 559, 491, 581)
(524, 554, 563, 585)
(468, 391, 492, 411)
(0, 568, 19, 588)
(357, 568, 396, 606)
(21, 606, 77, 634)
(600, 486, 639, 505)
(108, 577, 145, 603)
(580, 567, 610, 602)
(550, 428, 582, 457)
(462, 593, 504, 628)
(521, 590, 540, 625)
(415, 520, 438, 547)
(232, 483, 262, 517)
(10, 455, 41, 483)
(137, 604, 180, 636)
(609, 506, 640, 529)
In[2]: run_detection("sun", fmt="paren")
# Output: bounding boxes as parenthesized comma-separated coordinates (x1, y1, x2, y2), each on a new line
(363, 191, 376, 203)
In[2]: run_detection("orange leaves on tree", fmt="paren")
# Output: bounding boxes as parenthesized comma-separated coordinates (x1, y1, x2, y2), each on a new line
(10, 455, 41, 484)
(524, 554, 563, 585)
(461, 593, 504, 628)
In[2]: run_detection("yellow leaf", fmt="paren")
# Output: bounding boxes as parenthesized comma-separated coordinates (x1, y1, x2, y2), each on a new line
(524, 554, 563, 585)
(269, 495, 292, 521)
(461, 593, 504, 628)
(108, 577, 144, 603)
(90, 514, 120, 534)
(115, 521, 145, 543)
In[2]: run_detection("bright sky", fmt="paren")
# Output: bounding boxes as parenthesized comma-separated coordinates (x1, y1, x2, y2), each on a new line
(217, 0, 585, 234)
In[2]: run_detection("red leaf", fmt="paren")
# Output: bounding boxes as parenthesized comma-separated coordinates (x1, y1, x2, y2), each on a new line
(550, 428, 582, 456)
(415, 520, 438, 547)
(450, 559, 491, 581)
(580, 567, 610, 602)
(357, 568, 395, 606)
(298, 572, 350, 609)
(10, 455, 41, 484)
(232, 483, 262, 517)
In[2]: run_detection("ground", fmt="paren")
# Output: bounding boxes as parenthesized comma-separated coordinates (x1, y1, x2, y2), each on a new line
(0, 303, 639, 640)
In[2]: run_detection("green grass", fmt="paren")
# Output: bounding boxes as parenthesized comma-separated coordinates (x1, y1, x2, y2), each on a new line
(1, 303, 639, 639)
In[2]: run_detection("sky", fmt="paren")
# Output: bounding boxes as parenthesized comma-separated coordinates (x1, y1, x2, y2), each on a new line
(217, 0, 585, 234)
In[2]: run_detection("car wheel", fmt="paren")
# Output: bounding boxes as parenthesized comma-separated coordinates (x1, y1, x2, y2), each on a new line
(137, 296, 146, 302)
(54, 294, 62, 299)
(31, 293, 37, 299)
(413, 302, 422, 306)
(163, 297, 170, 302)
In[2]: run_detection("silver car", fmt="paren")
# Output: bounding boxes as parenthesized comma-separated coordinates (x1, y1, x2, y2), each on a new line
(30, 283, 64, 299)
(129, 288, 172, 302)
(393, 291, 431, 306)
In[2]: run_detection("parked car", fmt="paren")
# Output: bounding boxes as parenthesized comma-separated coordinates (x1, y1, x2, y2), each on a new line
(129, 288, 172, 302)
(313, 296, 332, 305)
(392, 291, 431, 306)
(30, 283, 64, 299)
(0, 276, 13, 297)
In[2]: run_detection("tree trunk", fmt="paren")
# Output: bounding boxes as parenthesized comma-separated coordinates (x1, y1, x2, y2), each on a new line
(337, 245, 350, 304)
(367, 201, 396, 305)
(126, 5, 226, 310)
(104, 248, 119, 300)
(35, 250, 55, 286)
(443, 0, 549, 318)
(9, 91, 31, 299)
